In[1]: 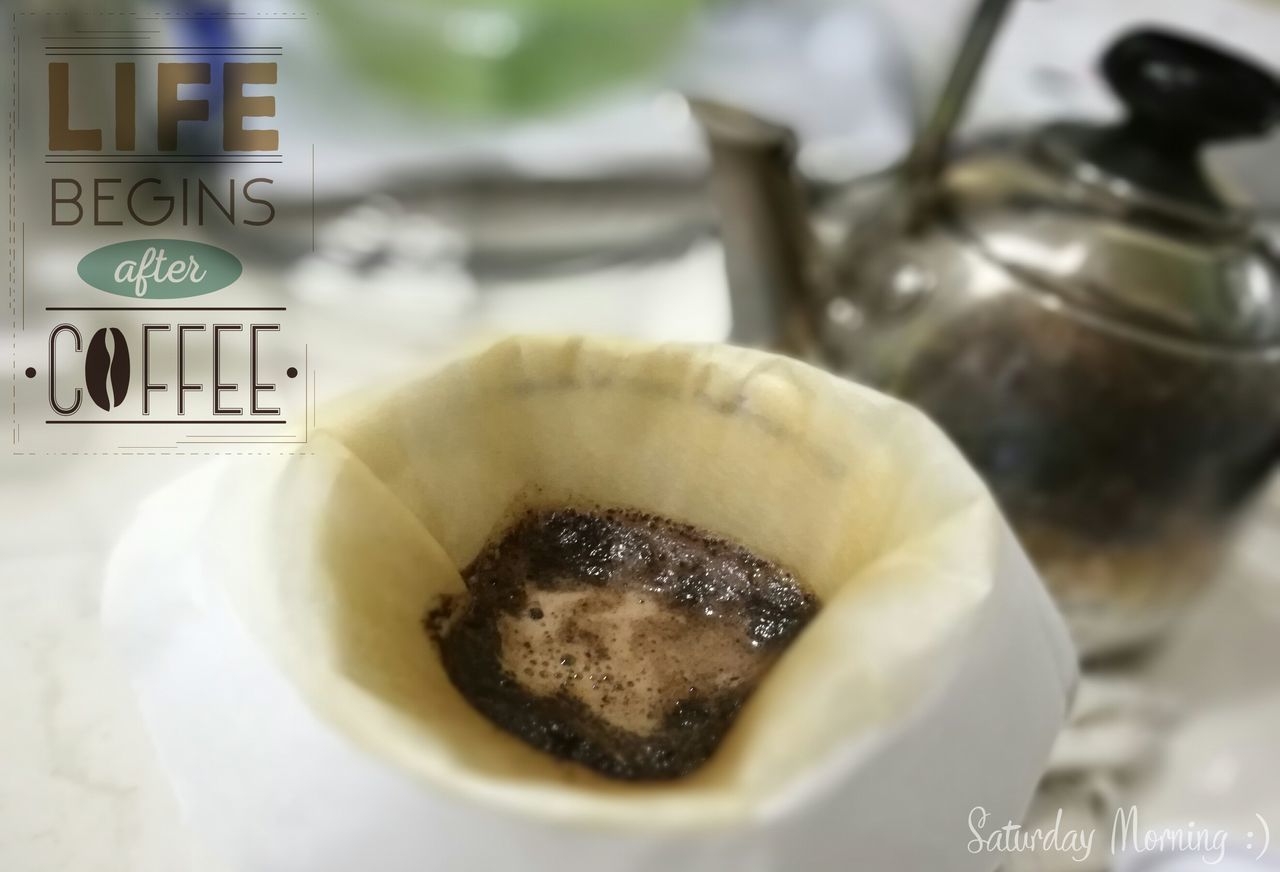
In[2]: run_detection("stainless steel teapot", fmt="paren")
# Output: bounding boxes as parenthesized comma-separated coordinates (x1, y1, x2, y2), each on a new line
(693, 0, 1280, 659)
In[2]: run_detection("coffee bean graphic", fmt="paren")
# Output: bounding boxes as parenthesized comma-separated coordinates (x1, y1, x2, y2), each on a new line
(85, 327, 130, 412)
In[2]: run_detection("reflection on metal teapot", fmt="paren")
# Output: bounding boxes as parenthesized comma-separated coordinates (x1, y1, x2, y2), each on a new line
(694, 0, 1280, 659)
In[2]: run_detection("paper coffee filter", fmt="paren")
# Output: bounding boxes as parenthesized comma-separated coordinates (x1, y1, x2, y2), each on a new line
(213, 335, 1016, 830)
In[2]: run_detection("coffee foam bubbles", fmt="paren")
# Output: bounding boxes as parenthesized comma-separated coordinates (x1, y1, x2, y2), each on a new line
(498, 579, 763, 735)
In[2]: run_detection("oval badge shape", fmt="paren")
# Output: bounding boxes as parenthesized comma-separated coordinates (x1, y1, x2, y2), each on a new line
(78, 239, 242, 299)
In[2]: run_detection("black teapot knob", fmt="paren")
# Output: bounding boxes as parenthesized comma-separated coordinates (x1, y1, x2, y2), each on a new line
(1084, 28, 1280, 210)
(1105, 28, 1280, 146)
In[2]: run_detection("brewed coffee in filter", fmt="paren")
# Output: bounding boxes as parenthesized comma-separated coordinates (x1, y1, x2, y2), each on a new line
(105, 335, 1076, 872)
(430, 505, 818, 780)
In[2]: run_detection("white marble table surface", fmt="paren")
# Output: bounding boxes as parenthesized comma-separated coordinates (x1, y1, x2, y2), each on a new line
(6, 398, 1280, 872)
(2, 255, 1279, 871)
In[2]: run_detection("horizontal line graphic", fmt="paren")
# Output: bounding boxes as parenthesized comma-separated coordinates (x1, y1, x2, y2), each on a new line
(46, 420, 289, 425)
(46, 307, 288, 312)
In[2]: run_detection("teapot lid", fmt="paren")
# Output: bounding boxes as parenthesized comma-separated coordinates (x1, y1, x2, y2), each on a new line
(945, 28, 1280, 349)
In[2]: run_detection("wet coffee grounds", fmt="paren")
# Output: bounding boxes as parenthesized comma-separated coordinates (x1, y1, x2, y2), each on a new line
(426, 507, 818, 781)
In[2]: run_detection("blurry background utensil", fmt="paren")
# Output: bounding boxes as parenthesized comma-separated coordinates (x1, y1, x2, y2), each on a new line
(309, 0, 700, 117)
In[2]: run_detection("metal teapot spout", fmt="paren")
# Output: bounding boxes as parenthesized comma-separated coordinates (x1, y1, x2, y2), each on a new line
(689, 98, 824, 355)
(691, 0, 1019, 357)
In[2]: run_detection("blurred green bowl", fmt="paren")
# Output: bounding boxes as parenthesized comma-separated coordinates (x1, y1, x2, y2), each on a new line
(312, 0, 700, 117)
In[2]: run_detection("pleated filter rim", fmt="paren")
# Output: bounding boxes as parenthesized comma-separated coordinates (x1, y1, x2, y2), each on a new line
(217, 335, 999, 831)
